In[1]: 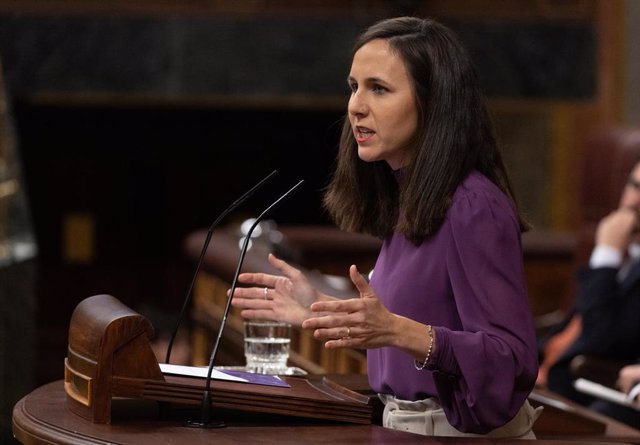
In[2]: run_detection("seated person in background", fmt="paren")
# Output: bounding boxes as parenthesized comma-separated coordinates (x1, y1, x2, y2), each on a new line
(538, 161, 640, 428)
(585, 361, 640, 429)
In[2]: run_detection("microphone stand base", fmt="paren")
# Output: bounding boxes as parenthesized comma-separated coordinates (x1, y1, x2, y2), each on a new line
(185, 419, 226, 429)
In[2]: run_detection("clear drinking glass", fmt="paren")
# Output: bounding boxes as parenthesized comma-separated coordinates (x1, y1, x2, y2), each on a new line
(243, 320, 291, 374)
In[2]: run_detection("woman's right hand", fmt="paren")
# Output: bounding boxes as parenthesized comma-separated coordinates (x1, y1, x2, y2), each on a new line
(230, 253, 322, 326)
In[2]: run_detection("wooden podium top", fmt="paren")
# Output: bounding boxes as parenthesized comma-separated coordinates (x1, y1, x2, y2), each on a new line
(12, 381, 634, 445)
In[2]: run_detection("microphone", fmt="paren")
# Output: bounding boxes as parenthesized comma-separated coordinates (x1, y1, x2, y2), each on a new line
(189, 179, 304, 428)
(164, 170, 278, 364)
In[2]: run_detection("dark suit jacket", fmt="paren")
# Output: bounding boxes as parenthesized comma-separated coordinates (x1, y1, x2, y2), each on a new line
(546, 263, 640, 402)
(571, 264, 640, 359)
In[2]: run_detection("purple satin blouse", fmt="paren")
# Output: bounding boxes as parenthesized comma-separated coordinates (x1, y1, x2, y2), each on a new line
(368, 171, 538, 433)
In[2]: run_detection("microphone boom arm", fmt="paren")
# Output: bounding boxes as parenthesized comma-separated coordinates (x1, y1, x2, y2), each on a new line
(192, 179, 304, 427)
(164, 170, 278, 364)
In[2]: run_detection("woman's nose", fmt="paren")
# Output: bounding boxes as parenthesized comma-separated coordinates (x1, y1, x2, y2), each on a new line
(348, 92, 368, 117)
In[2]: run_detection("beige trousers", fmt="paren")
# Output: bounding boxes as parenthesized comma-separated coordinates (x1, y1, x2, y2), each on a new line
(380, 394, 542, 439)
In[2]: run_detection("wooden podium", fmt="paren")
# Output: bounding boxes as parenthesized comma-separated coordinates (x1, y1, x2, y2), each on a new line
(19, 381, 636, 445)
(62, 294, 374, 425)
(13, 295, 640, 444)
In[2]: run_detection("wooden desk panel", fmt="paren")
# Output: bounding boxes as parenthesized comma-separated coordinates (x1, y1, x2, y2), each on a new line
(12, 381, 634, 445)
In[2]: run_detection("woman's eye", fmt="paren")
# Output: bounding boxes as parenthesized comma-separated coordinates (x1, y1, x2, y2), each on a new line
(348, 82, 358, 93)
(372, 85, 387, 94)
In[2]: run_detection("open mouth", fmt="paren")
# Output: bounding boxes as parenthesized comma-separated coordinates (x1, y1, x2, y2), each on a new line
(355, 126, 375, 142)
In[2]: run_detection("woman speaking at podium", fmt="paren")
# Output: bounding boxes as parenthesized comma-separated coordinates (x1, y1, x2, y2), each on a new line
(231, 16, 539, 438)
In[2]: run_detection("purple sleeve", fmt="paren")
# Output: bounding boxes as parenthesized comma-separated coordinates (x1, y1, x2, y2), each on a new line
(425, 189, 538, 433)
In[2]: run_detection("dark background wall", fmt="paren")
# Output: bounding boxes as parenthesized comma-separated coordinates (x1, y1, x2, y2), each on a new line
(0, 15, 594, 97)
(0, 3, 597, 376)
(0, 3, 606, 443)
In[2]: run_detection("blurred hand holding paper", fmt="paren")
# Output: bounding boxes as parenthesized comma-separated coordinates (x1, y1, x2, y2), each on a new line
(574, 378, 635, 407)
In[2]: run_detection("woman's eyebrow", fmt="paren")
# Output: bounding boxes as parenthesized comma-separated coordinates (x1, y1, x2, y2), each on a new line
(347, 75, 388, 84)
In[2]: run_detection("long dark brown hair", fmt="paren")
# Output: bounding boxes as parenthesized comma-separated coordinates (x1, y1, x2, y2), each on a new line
(323, 16, 528, 244)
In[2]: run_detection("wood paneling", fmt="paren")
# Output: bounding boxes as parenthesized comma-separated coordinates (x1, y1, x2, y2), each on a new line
(0, 0, 599, 21)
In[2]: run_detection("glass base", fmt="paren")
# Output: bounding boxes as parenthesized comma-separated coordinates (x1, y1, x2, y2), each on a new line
(215, 365, 307, 376)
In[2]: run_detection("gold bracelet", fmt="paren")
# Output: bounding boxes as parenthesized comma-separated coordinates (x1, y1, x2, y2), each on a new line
(414, 324, 434, 370)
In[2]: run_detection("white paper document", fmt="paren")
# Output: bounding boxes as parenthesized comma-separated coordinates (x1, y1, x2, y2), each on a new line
(573, 378, 634, 407)
(159, 364, 248, 383)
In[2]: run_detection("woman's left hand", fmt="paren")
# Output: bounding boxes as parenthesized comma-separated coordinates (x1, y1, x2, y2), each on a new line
(301, 265, 398, 349)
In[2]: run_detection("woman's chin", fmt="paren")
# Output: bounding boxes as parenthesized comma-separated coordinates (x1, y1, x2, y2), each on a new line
(357, 148, 380, 164)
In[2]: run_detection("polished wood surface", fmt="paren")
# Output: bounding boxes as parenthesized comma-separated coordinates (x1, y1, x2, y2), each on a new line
(62, 295, 372, 425)
(530, 387, 640, 442)
(65, 294, 164, 423)
(13, 381, 628, 445)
